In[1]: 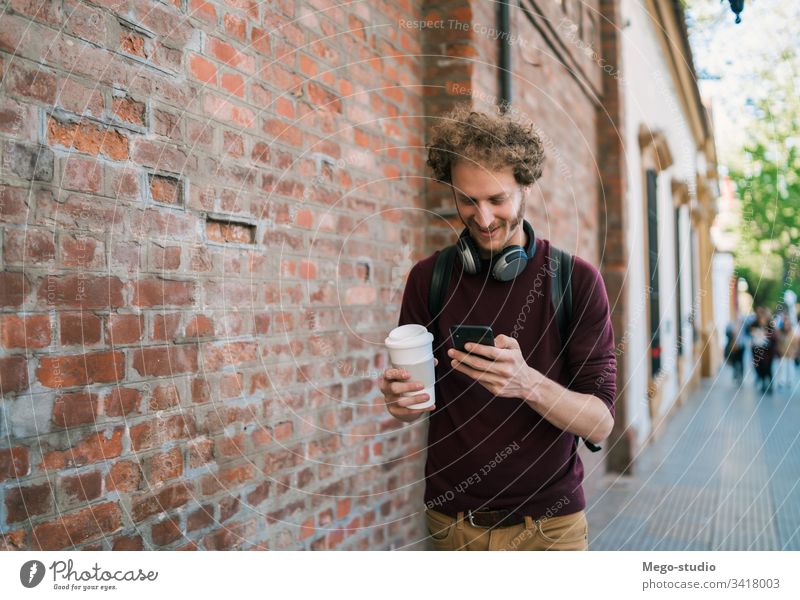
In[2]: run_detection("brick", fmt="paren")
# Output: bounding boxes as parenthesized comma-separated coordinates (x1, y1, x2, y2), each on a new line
(111, 95, 146, 126)
(129, 414, 196, 451)
(186, 504, 214, 532)
(274, 420, 293, 441)
(203, 94, 255, 128)
(0, 528, 28, 550)
(307, 82, 342, 113)
(103, 387, 141, 418)
(200, 463, 254, 496)
(3, 228, 56, 264)
(148, 382, 181, 410)
(151, 517, 182, 546)
(0, 186, 30, 224)
(151, 245, 182, 270)
(2, 142, 54, 181)
(5, 481, 54, 523)
(61, 234, 104, 268)
(39, 427, 124, 470)
(59, 312, 101, 345)
(0, 446, 30, 481)
(189, 53, 216, 84)
(62, 0, 107, 45)
(220, 495, 239, 521)
(185, 315, 214, 338)
(1, 314, 51, 348)
(38, 275, 124, 309)
(106, 314, 144, 345)
(56, 76, 104, 117)
(202, 519, 254, 550)
(112, 534, 144, 550)
(31, 502, 123, 550)
(52, 390, 100, 428)
(190, 0, 217, 23)
(110, 241, 141, 273)
(120, 30, 148, 58)
(149, 173, 183, 206)
(132, 345, 198, 377)
(205, 219, 254, 244)
(62, 156, 103, 192)
(223, 13, 246, 40)
(37, 351, 125, 388)
(47, 117, 129, 161)
(5, 61, 56, 103)
(206, 36, 255, 73)
(132, 278, 195, 307)
(299, 54, 318, 77)
(105, 460, 142, 493)
(0, 356, 29, 395)
(131, 139, 193, 172)
(59, 470, 103, 505)
(250, 26, 270, 54)
(218, 372, 243, 399)
(251, 141, 270, 163)
(131, 482, 193, 522)
(0, 96, 35, 140)
(152, 312, 182, 341)
(185, 432, 211, 467)
(154, 109, 181, 138)
(146, 447, 183, 484)
(221, 71, 245, 96)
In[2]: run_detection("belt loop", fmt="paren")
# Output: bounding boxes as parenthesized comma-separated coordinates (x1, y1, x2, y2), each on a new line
(524, 515, 534, 530)
(456, 511, 465, 530)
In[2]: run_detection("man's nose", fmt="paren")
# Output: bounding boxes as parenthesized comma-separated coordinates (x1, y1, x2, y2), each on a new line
(474, 204, 494, 228)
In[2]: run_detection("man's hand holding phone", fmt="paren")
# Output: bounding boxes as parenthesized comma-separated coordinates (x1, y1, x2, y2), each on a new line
(448, 332, 538, 401)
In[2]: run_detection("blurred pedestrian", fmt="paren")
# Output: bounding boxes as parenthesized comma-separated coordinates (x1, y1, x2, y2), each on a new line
(725, 315, 745, 384)
(775, 315, 796, 388)
(749, 308, 777, 395)
(794, 318, 800, 378)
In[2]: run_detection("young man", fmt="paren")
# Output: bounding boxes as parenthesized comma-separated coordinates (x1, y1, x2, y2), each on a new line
(378, 105, 617, 550)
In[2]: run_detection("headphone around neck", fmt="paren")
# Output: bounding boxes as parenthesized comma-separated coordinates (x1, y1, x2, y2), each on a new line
(456, 218, 537, 282)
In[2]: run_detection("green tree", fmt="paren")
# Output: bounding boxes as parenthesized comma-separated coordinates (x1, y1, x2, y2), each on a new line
(687, 0, 800, 308)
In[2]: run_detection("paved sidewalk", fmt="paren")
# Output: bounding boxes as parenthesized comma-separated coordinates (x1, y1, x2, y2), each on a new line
(585, 367, 800, 550)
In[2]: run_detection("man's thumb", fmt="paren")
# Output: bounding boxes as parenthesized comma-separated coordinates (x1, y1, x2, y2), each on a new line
(495, 334, 517, 349)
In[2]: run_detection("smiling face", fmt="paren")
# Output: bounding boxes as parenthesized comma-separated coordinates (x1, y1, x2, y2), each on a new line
(450, 160, 529, 259)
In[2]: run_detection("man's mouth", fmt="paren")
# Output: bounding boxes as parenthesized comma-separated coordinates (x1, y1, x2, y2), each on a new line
(475, 226, 499, 239)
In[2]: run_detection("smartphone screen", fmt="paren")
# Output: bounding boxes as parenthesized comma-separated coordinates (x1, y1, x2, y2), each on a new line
(449, 325, 495, 352)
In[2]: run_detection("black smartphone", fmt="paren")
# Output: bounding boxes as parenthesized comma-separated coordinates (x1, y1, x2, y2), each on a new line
(449, 325, 495, 353)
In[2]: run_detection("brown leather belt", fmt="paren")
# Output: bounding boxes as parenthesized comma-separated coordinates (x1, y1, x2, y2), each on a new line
(464, 508, 526, 529)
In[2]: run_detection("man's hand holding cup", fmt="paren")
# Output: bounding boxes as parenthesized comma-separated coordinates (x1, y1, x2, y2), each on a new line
(380, 324, 438, 422)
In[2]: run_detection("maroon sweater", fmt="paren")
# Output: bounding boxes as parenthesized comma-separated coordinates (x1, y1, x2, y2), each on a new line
(398, 236, 616, 519)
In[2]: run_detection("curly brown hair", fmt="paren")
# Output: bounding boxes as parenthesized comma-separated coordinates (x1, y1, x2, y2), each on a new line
(426, 103, 546, 186)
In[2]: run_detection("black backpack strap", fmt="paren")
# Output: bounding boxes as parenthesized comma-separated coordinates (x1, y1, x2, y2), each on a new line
(428, 245, 457, 349)
(550, 245, 601, 453)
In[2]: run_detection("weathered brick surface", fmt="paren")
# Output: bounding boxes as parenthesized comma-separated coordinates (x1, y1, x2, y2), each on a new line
(0, 0, 616, 550)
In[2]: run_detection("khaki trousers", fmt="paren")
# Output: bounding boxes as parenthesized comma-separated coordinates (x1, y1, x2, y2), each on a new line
(425, 507, 588, 551)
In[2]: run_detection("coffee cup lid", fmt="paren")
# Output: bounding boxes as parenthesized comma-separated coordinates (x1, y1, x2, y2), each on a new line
(384, 324, 433, 349)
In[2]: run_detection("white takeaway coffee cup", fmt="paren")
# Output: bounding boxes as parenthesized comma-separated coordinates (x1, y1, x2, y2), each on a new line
(384, 324, 436, 409)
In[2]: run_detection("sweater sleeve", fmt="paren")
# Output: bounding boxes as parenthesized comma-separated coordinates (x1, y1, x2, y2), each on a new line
(564, 256, 617, 418)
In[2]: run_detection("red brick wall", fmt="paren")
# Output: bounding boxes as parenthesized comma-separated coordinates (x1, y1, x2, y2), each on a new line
(1, 0, 431, 550)
(1, 0, 626, 551)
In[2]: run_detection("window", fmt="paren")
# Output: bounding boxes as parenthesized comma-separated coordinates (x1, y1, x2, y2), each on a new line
(674, 206, 684, 355)
(646, 169, 661, 376)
